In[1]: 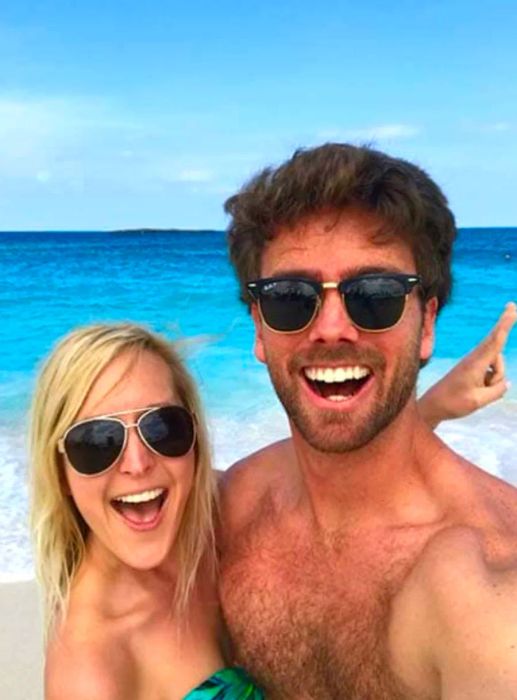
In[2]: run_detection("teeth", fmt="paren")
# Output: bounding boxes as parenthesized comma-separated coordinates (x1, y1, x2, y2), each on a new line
(114, 487, 164, 504)
(304, 366, 370, 383)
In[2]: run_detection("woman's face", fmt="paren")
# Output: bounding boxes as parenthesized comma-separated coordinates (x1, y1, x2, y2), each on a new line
(63, 350, 196, 572)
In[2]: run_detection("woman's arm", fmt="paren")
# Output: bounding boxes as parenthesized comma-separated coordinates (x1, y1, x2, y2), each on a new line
(418, 302, 517, 429)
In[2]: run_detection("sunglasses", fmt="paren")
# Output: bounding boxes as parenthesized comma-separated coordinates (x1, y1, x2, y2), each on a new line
(58, 405, 196, 477)
(247, 273, 420, 333)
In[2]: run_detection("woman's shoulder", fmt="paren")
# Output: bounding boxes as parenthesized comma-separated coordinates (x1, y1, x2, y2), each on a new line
(45, 618, 134, 700)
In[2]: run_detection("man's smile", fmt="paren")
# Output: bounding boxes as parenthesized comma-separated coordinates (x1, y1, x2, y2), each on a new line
(302, 365, 372, 402)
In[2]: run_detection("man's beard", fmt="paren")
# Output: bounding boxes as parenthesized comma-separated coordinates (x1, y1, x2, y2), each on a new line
(264, 333, 422, 454)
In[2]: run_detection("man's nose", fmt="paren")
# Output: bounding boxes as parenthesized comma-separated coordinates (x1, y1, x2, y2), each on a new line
(307, 288, 360, 344)
(118, 425, 154, 476)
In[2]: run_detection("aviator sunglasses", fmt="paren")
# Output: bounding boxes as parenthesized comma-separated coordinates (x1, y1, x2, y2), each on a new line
(247, 273, 421, 334)
(57, 404, 196, 476)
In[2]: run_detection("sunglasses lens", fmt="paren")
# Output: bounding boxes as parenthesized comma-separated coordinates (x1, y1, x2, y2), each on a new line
(140, 406, 195, 458)
(344, 277, 407, 330)
(64, 420, 125, 475)
(258, 279, 318, 332)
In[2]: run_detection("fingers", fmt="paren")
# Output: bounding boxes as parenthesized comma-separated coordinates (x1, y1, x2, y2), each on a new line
(488, 302, 517, 352)
(473, 302, 517, 363)
(485, 353, 505, 386)
(476, 377, 510, 408)
(479, 381, 509, 406)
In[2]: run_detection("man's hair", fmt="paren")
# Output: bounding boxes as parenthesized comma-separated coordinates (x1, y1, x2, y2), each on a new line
(225, 143, 456, 311)
(30, 323, 216, 642)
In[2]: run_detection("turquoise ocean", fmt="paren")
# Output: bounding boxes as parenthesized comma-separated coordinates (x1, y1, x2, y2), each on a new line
(1, 228, 516, 580)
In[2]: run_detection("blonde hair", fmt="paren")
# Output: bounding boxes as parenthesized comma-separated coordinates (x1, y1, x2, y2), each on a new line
(29, 323, 216, 641)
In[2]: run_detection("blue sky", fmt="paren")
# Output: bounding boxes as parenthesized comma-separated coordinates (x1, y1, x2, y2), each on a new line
(1, 0, 516, 229)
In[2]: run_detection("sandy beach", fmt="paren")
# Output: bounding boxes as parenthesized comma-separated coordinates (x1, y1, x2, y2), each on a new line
(0, 579, 43, 700)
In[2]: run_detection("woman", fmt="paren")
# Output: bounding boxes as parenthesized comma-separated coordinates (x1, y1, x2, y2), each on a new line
(30, 305, 515, 699)
(30, 323, 263, 699)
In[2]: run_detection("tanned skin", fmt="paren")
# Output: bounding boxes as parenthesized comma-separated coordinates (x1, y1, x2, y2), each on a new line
(218, 210, 517, 700)
(45, 352, 224, 700)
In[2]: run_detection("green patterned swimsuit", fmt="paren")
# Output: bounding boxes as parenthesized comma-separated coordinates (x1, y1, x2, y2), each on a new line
(183, 667, 264, 699)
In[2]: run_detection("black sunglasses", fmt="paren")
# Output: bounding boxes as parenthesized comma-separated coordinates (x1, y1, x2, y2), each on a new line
(58, 405, 196, 476)
(247, 273, 420, 333)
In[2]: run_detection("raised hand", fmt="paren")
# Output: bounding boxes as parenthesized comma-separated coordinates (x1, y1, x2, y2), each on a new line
(419, 302, 517, 429)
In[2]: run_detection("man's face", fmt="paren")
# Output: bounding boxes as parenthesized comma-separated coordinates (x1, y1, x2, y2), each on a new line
(251, 209, 436, 453)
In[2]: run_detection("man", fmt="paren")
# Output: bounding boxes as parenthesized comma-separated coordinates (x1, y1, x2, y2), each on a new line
(218, 143, 517, 699)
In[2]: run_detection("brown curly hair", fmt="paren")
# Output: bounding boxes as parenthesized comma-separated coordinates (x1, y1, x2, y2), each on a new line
(225, 143, 456, 312)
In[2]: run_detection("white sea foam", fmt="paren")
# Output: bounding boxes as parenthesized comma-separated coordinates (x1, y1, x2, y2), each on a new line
(437, 401, 517, 484)
(0, 425, 34, 579)
(209, 403, 290, 471)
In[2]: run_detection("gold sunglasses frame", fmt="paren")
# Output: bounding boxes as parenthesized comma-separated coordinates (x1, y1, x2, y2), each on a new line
(248, 275, 420, 335)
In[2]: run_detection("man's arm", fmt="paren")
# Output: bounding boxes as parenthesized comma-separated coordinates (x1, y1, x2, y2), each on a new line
(418, 302, 516, 429)
(390, 527, 517, 699)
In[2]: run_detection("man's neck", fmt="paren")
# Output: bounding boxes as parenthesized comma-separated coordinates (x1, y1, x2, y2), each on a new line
(289, 402, 446, 530)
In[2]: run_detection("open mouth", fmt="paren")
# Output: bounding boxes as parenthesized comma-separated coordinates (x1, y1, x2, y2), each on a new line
(303, 365, 372, 401)
(111, 487, 168, 526)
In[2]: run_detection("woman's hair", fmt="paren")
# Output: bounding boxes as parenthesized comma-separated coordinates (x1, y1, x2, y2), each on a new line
(30, 323, 216, 641)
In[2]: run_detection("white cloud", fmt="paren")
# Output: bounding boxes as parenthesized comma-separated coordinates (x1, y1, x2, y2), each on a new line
(460, 120, 513, 135)
(0, 95, 124, 142)
(317, 123, 421, 141)
(35, 170, 51, 183)
(483, 121, 511, 133)
(0, 94, 133, 182)
(0, 94, 225, 194)
(176, 168, 214, 182)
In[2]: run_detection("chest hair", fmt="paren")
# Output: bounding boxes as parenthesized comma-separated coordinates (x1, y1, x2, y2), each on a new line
(220, 515, 430, 700)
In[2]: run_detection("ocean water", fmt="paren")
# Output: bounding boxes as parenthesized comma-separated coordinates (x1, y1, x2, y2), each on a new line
(0, 228, 516, 579)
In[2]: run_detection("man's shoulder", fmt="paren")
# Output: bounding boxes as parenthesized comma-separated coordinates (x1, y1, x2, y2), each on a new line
(397, 523, 517, 651)
(221, 437, 293, 493)
(464, 459, 517, 532)
(418, 524, 517, 581)
(218, 438, 293, 534)
(390, 524, 517, 696)
(439, 444, 517, 534)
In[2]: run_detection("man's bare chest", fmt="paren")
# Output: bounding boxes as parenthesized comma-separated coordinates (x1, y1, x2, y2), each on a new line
(220, 527, 428, 700)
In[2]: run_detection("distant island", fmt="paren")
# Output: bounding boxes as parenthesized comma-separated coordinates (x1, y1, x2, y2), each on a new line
(110, 227, 223, 235)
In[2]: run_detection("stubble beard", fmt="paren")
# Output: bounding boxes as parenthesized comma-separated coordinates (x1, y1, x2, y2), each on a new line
(264, 333, 422, 454)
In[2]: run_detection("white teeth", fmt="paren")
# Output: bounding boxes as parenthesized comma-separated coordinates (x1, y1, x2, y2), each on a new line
(114, 487, 164, 504)
(304, 366, 370, 383)
(355, 366, 370, 379)
(323, 368, 333, 383)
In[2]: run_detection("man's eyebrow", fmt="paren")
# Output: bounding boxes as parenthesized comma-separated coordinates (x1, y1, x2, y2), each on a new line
(266, 265, 411, 279)
(266, 268, 322, 279)
(343, 265, 411, 276)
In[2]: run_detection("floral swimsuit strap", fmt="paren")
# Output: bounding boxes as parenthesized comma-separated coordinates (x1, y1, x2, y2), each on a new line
(183, 667, 264, 699)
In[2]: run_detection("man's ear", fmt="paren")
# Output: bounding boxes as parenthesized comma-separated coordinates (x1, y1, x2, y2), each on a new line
(251, 304, 266, 364)
(420, 297, 438, 362)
